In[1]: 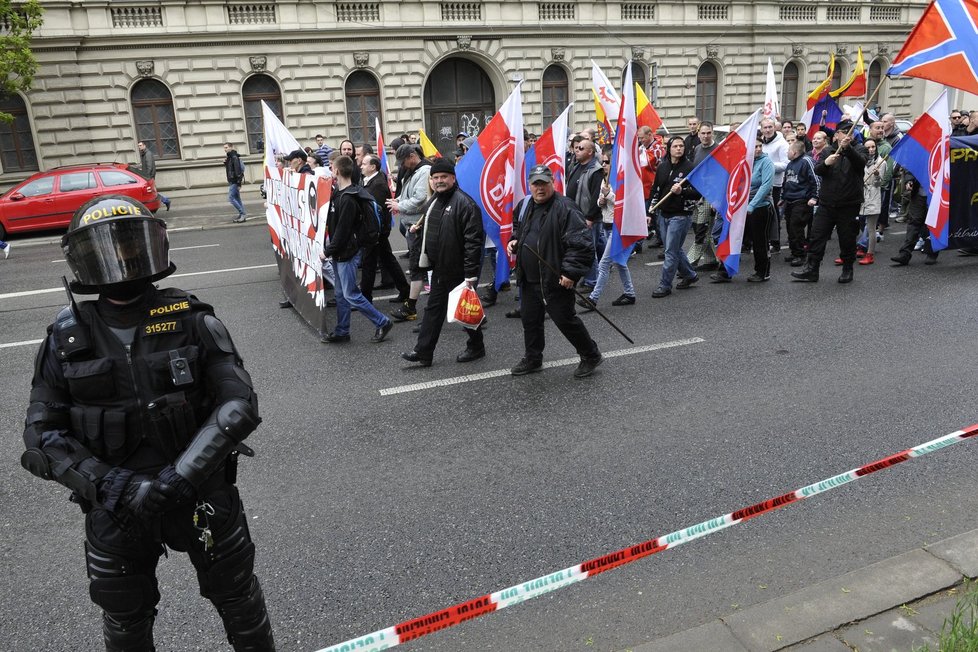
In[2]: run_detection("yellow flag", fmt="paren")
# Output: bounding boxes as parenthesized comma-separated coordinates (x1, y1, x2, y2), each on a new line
(807, 54, 835, 109)
(418, 129, 442, 158)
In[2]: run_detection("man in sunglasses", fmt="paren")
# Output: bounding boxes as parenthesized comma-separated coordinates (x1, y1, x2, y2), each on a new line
(564, 138, 604, 291)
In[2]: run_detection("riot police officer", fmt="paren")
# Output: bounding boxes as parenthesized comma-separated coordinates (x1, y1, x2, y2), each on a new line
(22, 195, 275, 651)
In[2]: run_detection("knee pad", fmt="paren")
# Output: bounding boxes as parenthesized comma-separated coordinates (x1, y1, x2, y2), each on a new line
(90, 575, 159, 620)
(201, 540, 256, 598)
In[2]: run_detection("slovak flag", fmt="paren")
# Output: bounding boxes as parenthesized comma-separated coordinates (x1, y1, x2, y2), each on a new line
(889, 89, 951, 250)
(608, 63, 648, 265)
(592, 60, 622, 137)
(523, 103, 573, 195)
(375, 117, 393, 198)
(800, 93, 844, 139)
(686, 108, 763, 277)
(456, 83, 525, 290)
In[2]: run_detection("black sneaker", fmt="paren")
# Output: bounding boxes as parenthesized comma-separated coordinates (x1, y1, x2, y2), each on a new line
(611, 294, 636, 305)
(320, 332, 350, 344)
(511, 358, 543, 376)
(890, 254, 911, 266)
(505, 308, 522, 319)
(400, 350, 432, 367)
(576, 296, 596, 312)
(456, 347, 486, 363)
(709, 272, 731, 283)
(390, 303, 417, 321)
(371, 321, 393, 343)
(675, 276, 699, 290)
(574, 354, 603, 379)
(480, 294, 497, 307)
(746, 273, 769, 283)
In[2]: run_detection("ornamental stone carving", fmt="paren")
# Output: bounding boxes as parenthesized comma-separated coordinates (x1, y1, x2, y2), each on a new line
(877, 42, 889, 55)
(792, 44, 804, 56)
(249, 56, 267, 72)
(836, 43, 849, 55)
(551, 47, 565, 61)
(457, 35, 472, 50)
(706, 45, 718, 59)
(135, 60, 154, 76)
(353, 51, 369, 68)
(631, 46, 646, 61)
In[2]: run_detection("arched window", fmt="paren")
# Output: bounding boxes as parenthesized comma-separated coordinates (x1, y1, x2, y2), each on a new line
(242, 74, 283, 154)
(831, 61, 846, 93)
(542, 65, 568, 128)
(782, 61, 800, 121)
(132, 80, 180, 159)
(867, 59, 884, 102)
(0, 94, 38, 172)
(621, 60, 648, 94)
(345, 71, 381, 145)
(695, 62, 718, 125)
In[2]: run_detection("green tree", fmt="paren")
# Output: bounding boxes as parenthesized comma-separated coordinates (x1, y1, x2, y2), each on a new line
(0, 0, 43, 122)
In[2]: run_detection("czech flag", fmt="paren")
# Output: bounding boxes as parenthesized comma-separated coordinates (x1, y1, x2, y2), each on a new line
(456, 83, 525, 290)
(524, 103, 573, 195)
(831, 47, 867, 98)
(592, 60, 621, 138)
(686, 109, 763, 277)
(807, 54, 836, 109)
(375, 117, 393, 199)
(608, 63, 650, 265)
(889, 89, 951, 250)
(887, 0, 978, 96)
(635, 82, 663, 134)
(800, 93, 844, 139)
(418, 129, 442, 158)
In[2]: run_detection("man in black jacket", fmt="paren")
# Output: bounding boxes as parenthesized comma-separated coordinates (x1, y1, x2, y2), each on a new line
(791, 132, 866, 283)
(224, 142, 247, 223)
(507, 165, 603, 379)
(401, 158, 486, 366)
(359, 154, 410, 303)
(319, 156, 394, 344)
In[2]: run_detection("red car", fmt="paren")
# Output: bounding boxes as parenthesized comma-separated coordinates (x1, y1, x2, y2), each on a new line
(0, 163, 162, 239)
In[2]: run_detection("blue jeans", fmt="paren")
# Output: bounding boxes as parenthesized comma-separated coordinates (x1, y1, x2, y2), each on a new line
(583, 221, 606, 287)
(589, 226, 635, 301)
(227, 183, 245, 216)
(658, 213, 696, 290)
(333, 252, 390, 336)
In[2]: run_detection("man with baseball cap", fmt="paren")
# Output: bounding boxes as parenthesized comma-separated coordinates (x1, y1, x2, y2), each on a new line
(506, 165, 603, 378)
(387, 143, 432, 320)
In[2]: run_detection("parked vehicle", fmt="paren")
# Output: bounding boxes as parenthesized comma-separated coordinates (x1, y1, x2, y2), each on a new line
(0, 163, 161, 239)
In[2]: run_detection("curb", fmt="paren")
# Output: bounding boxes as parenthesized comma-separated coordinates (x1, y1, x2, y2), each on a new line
(626, 528, 978, 652)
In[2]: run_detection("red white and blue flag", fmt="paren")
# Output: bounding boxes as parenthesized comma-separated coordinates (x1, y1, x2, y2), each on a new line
(456, 83, 525, 290)
(523, 103, 572, 195)
(800, 93, 844, 139)
(608, 63, 648, 265)
(887, 0, 978, 96)
(375, 117, 394, 200)
(686, 109, 763, 277)
(889, 90, 951, 250)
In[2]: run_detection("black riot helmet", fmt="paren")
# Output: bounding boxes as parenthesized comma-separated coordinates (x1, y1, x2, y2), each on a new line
(62, 194, 175, 294)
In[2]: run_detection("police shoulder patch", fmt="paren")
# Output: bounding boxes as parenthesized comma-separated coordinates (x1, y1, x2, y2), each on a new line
(148, 300, 191, 318)
(143, 320, 183, 336)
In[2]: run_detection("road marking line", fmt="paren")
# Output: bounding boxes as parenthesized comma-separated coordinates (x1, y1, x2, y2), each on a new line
(171, 244, 222, 251)
(379, 337, 705, 396)
(0, 338, 44, 350)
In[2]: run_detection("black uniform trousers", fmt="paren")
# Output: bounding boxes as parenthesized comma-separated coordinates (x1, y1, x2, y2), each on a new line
(85, 481, 274, 651)
(784, 200, 813, 258)
(806, 203, 861, 266)
(360, 238, 409, 302)
(414, 271, 484, 360)
(898, 195, 935, 257)
(519, 281, 599, 362)
(745, 206, 772, 277)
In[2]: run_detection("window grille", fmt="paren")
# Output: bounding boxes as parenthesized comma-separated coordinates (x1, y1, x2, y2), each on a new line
(227, 4, 276, 24)
(779, 4, 816, 21)
(111, 6, 163, 28)
(697, 4, 729, 20)
(826, 5, 860, 21)
(869, 5, 901, 22)
(336, 2, 381, 22)
(441, 2, 482, 21)
(538, 3, 576, 21)
(622, 3, 655, 20)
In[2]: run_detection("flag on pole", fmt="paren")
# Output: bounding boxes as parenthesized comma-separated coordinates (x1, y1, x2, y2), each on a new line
(261, 100, 302, 168)
(523, 103, 573, 195)
(635, 82, 663, 133)
(763, 58, 781, 120)
(831, 47, 867, 98)
(592, 60, 622, 138)
(375, 118, 394, 201)
(887, 0, 978, 96)
(608, 64, 649, 265)
(807, 54, 836, 109)
(888, 90, 951, 250)
(800, 93, 844, 139)
(685, 109, 763, 277)
(456, 83, 524, 290)
(418, 129, 442, 158)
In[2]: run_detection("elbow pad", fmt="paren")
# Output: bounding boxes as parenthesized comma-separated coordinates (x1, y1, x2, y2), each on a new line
(174, 397, 260, 488)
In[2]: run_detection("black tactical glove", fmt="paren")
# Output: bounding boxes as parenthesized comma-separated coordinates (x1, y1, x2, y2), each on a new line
(118, 466, 195, 515)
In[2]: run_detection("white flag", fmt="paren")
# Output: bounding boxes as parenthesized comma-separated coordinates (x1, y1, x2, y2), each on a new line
(261, 100, 302, 168)
(763, 58, 780, 121)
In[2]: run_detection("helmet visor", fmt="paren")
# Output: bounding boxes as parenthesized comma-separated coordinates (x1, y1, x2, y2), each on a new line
(64, 218, 170, 287)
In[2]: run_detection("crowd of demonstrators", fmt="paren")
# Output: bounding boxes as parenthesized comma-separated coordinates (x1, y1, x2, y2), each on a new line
(648, 136, 701, 296)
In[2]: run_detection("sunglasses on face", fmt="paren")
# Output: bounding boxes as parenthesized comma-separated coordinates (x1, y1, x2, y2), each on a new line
(575, 146, 588, 151)
(601, 160, 610, 166)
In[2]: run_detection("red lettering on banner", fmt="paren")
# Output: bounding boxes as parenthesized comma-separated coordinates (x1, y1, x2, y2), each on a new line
(395, 594, 497, 642)
(582, 538, 667, 576)
(855, 452, 911, 477)
(731, 492, 799, 522)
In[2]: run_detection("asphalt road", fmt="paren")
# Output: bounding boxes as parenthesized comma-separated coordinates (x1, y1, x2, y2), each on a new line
(1, 218, 977, 652)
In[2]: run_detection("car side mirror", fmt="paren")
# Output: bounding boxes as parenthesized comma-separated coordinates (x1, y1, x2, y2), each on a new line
(9, 192, 24, 201)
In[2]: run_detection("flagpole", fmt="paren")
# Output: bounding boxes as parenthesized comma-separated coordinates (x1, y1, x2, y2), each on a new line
(647, 179, 688, 214)
(845, 76, 887, 139)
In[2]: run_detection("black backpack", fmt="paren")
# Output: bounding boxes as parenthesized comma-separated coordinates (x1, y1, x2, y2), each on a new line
(350, 187, 381, 248)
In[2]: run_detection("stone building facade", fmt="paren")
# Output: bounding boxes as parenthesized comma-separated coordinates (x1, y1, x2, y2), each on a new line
(2, 0, 929, 196)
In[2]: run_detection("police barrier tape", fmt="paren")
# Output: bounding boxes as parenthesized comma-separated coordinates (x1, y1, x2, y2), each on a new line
(316, 423, 978, 652)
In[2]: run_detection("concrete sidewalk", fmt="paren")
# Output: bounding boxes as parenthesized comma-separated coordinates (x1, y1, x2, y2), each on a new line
(627, 529, 978, 652)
